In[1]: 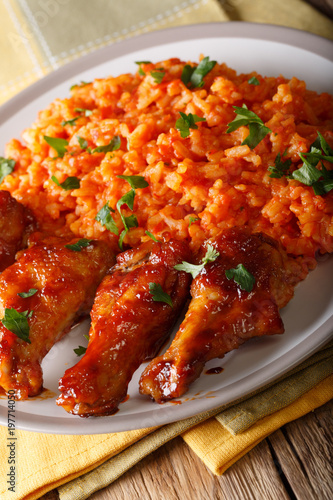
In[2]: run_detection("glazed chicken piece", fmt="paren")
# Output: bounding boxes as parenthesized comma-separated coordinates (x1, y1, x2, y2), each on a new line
(0, 190, 35, 272)
(57, 238, 192, 417)
(139, 227, 307, 403)
(0, 238, 115, 399)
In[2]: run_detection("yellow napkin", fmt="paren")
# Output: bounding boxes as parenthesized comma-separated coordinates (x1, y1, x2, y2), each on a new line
(0, 1, 333, 499)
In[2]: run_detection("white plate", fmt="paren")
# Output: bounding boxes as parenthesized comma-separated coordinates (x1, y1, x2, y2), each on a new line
(0, 23, 332, 435)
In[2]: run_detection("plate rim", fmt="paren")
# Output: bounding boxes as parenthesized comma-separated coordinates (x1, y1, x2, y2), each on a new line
(0, 22, 332, 434)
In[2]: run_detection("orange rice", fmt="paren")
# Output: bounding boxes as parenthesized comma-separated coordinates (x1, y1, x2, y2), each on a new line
(1, 57, 333, 265)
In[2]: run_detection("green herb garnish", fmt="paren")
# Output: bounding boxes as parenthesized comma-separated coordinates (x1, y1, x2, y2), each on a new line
(44, 136, 69, 158)
(0, 157, 15, 184)
(1, 308, 33, 343)
(74, 107, 93, 116)
(292, 132, 333, 195)
(17, 289, 38, 299)
(268, 152, 293, 178)
(149, 283, 173, 308)
(61, 117, 79, 127)
(51, 175, 81, 190)
(116, 175, 149, 190)
(70, 81, 91, 91)
(188, 216, 199, 227)
(95, 202, 119, 235)
(135, 61, 151, 76)
(65, 239, 93, 252)
(92, 135, 121, 153)
(74, 345, 87, 356)
(175, 112, 206, 138)
(174, 244, 219, 279)
(76, 136, 88, 149)
(225, 263, 255, 292)
(227, 104, 271, 149)
(248, 76, 260, 85)
(150, 70, 165, 84)
(181, 57, 216, 88)
(145, 230, 161, 242)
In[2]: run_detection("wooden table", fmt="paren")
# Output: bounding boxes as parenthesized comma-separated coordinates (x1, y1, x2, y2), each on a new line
(41, 398, 332, 500)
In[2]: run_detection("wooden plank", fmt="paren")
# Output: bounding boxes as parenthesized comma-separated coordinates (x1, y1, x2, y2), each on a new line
(282, 399, 333, 500)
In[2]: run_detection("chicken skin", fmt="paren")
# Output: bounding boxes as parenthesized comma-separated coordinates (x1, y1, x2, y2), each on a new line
(57, 239, 192, 417)
(139, 227, 307, 403)
(0, 238, 115, 399)
(0, 190, 35, 272)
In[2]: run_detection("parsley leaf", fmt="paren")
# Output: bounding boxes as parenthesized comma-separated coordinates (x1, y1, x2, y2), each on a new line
(149, 282, 173, 308)
(145, 230, 161, 242)
(70, 80, 91, 90)
(248, 76, 260, 85)
(116, 175, 149, 189)
(74, 345, 87, 356)
(291, 132, 333, 194)
(181, 57, 216, 88)
(268, 152, 293, 178)
(92, 136, 121, 153)
(1, 308, 32, 343)
(51, 175, 81, 190)
(61, 117, 79, 127)
(116, 188, 135, 214)
(175, 112, 206, 138)
(17, 288, 38, 298)
(65, 239, 92, 252)
(225, 263, 255, 292)
(74, 107, 93, 116)
(95, 202, 119, 235)
(150, 70, 165, 84)
(44, 136, 69, 158)
(227, 105, 271, 149)
(174, 244, 220, 279)
(0, 157, 15, 184)
(76, 136, 88, 149)
(118, 214, 138, 250)
(135, 61, 151, 76)
(188, 216, 199, 227)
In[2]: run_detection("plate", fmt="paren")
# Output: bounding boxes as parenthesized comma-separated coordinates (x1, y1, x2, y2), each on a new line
(0, 22, 332, 435)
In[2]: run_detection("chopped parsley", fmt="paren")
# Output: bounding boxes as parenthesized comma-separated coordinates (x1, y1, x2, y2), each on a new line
(70, 80, 91, 91)
(225, 263, 255, 292)
(116, 175, 149, 190)
(174, 244, 219, 279)
(44, 136, 69, 158)
(175, 112, 206, 138)
(135, 61, 151, 76)
(0, 157, 15, 184)
(1, 308, 33, 343)
(74, 334, 89, 356)
(76, 136, 88, 149)
(150, 70, 165, 84)
(145, 230, 161, 242)
(149, 283, 173, 308)
(95, 202, 119, 235)
(17, 288, 38, 299)
(292, 132, 333, 195)
(181, 56, 216, 88)
(92, 135, 121, 153)
(74, 107, 93, 116)
(248, 76, 260, 85)
(51, 175, 81, 190)
(65, 239, 92, 252)
(268, 151, 292, 178)
(188, 216, 199, 227)
(227, 104, 271, 149)
(61, 117, 79, 127)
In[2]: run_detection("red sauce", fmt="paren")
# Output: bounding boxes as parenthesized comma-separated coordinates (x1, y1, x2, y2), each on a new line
(205, 366, 224, 375)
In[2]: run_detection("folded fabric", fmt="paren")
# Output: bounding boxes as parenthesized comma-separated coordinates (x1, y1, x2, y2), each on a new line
(1, 0, 333, 104)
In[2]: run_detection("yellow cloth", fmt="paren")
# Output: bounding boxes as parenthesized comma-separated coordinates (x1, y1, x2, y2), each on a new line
(0, 1, 332, 499)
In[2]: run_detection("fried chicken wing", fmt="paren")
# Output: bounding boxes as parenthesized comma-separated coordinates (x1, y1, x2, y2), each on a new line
(0, 190, 35, 272)
(139, 227, 307, 403)
(0, 238, 115, 399)
(57, 239, 191, 417)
